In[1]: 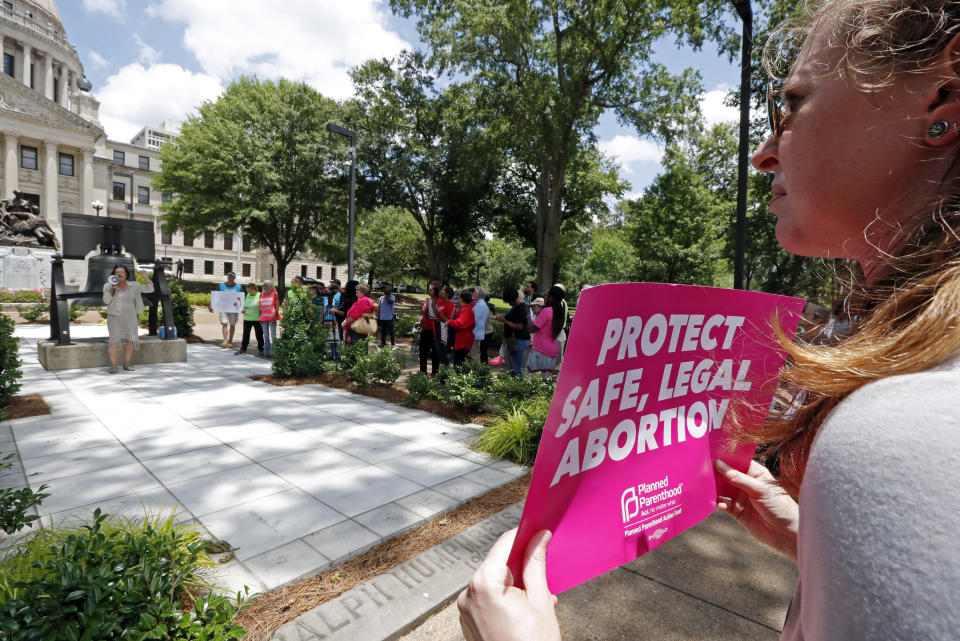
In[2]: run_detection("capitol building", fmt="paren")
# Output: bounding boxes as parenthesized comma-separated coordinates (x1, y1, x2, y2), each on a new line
(0, 0, 342, 286)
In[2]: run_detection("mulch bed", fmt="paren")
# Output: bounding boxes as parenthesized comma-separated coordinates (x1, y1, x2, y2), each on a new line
(234, 473, 530, 641)
(2, 395, 50, 419)
(248, 374, 493, 425)
(185, 335, 206, 343)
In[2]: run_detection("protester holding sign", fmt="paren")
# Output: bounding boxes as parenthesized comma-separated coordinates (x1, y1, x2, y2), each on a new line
(210, 272, 243, 348)
(459, 3, 960, 640)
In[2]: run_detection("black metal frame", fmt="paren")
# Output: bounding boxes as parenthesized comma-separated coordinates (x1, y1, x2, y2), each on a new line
(49, 254, 176, 346)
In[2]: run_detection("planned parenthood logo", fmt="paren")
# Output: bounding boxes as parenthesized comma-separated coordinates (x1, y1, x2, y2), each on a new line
(620, 476, 684, 536)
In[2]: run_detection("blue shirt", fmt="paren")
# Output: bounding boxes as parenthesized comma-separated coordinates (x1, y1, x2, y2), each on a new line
(472, 299, 488, 340)
(218, 282, 243, 292)
(379, 294, 395, 320)
(324, 292, 340, 321)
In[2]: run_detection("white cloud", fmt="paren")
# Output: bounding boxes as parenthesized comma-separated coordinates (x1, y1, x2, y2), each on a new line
(133, 34, 161, 66)
(97, 63, 223, 142)
(598, 135, 664, 174)
(146, 0, 410, 100)
(82, 0, 126, 18)
(87, 50, 108, 70)
(700, 85, 739, 126)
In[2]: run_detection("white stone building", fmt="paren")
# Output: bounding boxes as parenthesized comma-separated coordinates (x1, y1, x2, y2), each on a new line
(0, 0, 342, 287)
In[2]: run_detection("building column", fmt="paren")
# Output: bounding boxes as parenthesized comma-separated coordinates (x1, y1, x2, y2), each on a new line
(58, 64, 68, 107)
(80, 147, 93, 214)
(41, 140, 58, 226)
(3, 133, 18, 198)
(43, 54, 53, 100)
(21, 44, 31, 88)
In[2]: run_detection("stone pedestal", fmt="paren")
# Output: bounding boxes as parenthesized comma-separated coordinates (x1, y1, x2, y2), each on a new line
(0, 246, 55, 290)
(37, 336, 187, 371)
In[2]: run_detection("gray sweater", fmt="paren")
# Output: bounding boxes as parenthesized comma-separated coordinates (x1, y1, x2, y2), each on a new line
(781, 355, 960, 640)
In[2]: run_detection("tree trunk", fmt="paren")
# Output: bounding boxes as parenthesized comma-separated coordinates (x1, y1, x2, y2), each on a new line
(534, 163, 565, 294)
(274, 255, 288, 303)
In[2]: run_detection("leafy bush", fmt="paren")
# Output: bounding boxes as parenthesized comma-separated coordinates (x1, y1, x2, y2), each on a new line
(0, 453, 48, 535)
(456, 360, 494, 387)
(272, 286, 330, 378)
(350, 347, 405, 386)
(434, 368, 490, 412)
(395, 313, 418, 337)
(187, 292, 211, 307)
(0, 290, 44, 304)
(67, 305, 87, 322)
(0, 509, 249, 640)
(97, 307, 108, 320)
(337, 337, 371, 376)
(137, 307, 150, 326)
(0, 314, 20, 409)
(14, 304, 46, 323)
(470, 395, 551, 465)
(169, 281, 195, 337)
(491, 374, 555, 410)
(406, 371, 436, 402)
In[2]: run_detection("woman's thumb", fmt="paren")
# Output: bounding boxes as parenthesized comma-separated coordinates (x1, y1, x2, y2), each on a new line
(522, 530, 553, 600)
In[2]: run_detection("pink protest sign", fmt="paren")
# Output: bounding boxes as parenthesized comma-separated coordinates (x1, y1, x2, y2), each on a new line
(508, 283, 804, 593)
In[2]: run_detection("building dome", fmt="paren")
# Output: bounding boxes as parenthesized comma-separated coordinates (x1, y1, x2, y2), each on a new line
(24, 0, 63, 26)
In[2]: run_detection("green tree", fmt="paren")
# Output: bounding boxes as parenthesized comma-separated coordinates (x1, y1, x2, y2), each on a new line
(355, 206, 429, 285)
(483, 237, 535, 299)
(391, 0, 736, 291)
(155, 77, 347, 299)
(349, 52, 501, 282)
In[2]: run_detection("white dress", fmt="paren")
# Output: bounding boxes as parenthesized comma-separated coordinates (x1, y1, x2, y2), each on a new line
(102, 281, 153, 345)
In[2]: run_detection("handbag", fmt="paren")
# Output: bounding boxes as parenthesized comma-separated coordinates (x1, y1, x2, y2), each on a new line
(352, 313, 378, 336)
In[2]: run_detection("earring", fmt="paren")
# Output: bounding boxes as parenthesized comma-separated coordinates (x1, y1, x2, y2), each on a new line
(929, 121, 950, 138)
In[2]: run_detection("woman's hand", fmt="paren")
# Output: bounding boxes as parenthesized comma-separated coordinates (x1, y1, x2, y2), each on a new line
(458, 529, 561, 641)
(715, 459, 799, 563)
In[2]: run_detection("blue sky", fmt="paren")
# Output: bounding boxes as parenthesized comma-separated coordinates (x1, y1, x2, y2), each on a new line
(59, 0, 741, 196)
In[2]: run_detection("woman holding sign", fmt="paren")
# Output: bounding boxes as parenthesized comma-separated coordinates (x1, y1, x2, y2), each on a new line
(459, 2, 960, 640)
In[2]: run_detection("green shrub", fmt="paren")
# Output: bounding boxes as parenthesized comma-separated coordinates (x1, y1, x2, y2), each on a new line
(137, 307, 150, 326)
(437, 368, 490, 412)
(0, 509, 249, 640)
(491, 373, 555, 410)
(337, 337, 371, 376)
(187, 292, 211, 307)
(350, 347, 404, 386)
(169, 281, 195, 337)
(67, 305, 87, 322)
(0, 291, 44, 304)
(0, 453, 48, 535)
(395, 313, 418, 337)
(456, 359, 494, 386)
(98, 307, 108, 320)
(470, 395, 551, 465)
(0, 314, 20, 409)
(406, 371, 436, 402)
(14, 304, 46, 323)
(272, 287, 330, 378)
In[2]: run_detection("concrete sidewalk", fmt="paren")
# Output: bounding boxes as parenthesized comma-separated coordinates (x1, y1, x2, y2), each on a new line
(2, 324, 525, 595)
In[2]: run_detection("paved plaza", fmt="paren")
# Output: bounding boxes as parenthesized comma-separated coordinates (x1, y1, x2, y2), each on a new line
(0, 325, 525, 595)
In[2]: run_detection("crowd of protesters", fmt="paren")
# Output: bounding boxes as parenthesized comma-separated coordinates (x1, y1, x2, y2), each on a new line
(209, 272, 569, 377)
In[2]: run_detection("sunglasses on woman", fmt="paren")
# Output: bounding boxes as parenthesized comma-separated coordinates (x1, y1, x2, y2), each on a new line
(767, 81, 784, 141)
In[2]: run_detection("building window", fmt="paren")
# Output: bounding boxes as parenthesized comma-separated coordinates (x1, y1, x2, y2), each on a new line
(161, 191, 173, 204)
(137, 186, 150, 205)
(3, 53, 13, 77)
(269, 264, 274, 278)
(112, 181, 125, 201)
(331, 267, 337, 280)
(138, 155, 149, 171)
(20, 146, 37, 170)
(242, 235, 251, 252)
(113, 150, 125, 166)
(183, 259, 194, 274)
(242, 263, 251, 277)
(183, 231, 194, 247)
(2, 2, 12, 12)
(58, 153, 74, 176)
(204, 230, 214, 248)
(29, 63, 33, 89)
(53, 77, 59, 102)
(223, 233, 233, 251)
(316, 266, 322, 279)
(204, 260, 214, 275)
(161, 231, 172, 245)
(300, 264, 307, 278)
(224, 261, 233, 275)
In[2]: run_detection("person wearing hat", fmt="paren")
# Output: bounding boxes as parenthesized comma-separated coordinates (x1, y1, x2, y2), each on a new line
(210, 271, 243, 348)
(525, 286, 564, 378)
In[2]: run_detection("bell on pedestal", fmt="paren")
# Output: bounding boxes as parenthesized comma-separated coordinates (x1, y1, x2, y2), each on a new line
(71, 254, 136, 307)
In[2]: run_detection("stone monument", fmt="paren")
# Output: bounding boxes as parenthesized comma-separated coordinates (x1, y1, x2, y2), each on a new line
(0, 192, 59, 290)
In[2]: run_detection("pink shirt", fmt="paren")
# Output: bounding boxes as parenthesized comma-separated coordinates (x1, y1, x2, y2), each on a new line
(531, 307, 558, 358)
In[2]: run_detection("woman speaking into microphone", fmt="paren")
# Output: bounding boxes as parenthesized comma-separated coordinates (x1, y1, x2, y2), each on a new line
(102, 264, 154, 373)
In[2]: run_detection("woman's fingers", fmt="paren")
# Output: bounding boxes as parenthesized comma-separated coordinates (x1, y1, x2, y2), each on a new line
(521, 530, 553, 602)
(715, 459, 775, 500)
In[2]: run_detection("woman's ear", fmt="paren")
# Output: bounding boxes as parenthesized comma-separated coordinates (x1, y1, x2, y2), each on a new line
(927, 32, 960, 147)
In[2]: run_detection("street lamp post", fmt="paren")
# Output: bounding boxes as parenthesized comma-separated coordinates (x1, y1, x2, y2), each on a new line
(326, 123, 357, 282)
(732, 0, 752, 290)
(91, 200, 103, 216)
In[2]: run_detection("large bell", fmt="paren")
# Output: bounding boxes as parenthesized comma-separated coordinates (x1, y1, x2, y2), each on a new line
(71, 254, 136, 307)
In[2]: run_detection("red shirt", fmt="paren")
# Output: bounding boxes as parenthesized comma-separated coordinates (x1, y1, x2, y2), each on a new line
(422, 297, 455, 332)
(447, 303, 476, 350)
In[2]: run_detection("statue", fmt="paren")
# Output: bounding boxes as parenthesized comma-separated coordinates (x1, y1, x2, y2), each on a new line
(0, 191, 60, 249)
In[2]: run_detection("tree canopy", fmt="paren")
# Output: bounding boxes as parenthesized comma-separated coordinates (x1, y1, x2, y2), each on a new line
(154, 77, 347, 295)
